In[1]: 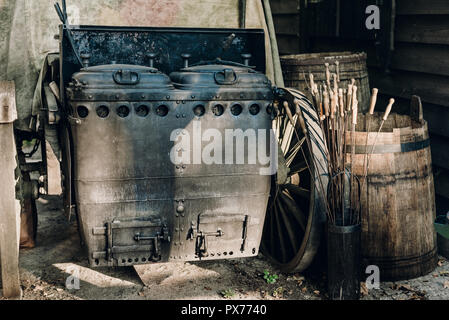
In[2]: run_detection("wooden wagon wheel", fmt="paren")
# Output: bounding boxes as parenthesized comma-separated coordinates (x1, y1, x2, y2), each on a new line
(262, 88, 328, 273)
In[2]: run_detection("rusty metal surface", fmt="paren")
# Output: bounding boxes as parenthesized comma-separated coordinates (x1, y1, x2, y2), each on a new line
(68, 71, 273, 267)
(63, 27, 273, 267)
(1, 0, 259, 130)
(60, 25, 266, 92)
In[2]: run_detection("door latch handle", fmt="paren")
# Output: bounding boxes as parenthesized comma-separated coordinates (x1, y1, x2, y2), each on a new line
(194, 229, 224, 258)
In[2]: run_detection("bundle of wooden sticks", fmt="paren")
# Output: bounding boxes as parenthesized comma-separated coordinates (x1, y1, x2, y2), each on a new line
(306, 72, 395, 226)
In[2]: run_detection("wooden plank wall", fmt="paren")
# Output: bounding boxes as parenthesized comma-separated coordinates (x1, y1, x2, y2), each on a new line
(271, 0, 449, 209)
(270, 0, 301, 55)
(371, 0, 449, 205)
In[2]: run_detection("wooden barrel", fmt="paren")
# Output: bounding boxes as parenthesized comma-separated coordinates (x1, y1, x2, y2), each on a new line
(346, 113, 437, 281)
(281, 52, 370, 112)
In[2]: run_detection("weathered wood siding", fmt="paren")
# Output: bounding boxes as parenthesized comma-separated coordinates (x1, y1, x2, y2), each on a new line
(372, 1, 449, 203)
(271, 0, 449, 205)
(270, 0, 301, 55)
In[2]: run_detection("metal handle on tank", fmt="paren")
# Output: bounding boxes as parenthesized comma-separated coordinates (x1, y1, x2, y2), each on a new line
(113, 70, 141, 85)
(214, 69, 238, 85)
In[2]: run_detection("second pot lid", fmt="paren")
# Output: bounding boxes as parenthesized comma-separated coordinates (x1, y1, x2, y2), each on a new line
(169, 64, 271, 89)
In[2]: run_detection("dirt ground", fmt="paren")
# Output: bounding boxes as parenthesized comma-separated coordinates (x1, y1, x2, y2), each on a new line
(1, 195, 449, 300)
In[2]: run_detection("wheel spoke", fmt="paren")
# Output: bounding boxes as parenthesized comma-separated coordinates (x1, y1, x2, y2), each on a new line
(285, 137, 306, 166)
(285, 184, 310, 199)
(279, 191, 307, 232)
(274, 203, 288, 263)
(289, 161, 308, 176)
(276, 200, 300, 254)
(269, 200, 276, 254)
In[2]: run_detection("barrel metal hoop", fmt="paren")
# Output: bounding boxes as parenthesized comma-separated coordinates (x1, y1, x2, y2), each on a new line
(280, 53, 367, 66)
(364, 247, 437, 265)
(347, 138, 430, 154)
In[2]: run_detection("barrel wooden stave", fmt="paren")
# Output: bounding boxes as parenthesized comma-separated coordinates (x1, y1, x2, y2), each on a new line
(347, 113, 437, 281)
(281, 52, 370, 113)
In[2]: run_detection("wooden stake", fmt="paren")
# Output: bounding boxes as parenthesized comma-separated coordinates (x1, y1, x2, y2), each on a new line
(350, 98, 358, 225)
(335, 61, 340, 83)
(346, 84, 353, 112)
(338, 89, 344, 118)
(361, 88, 379, 188)
(309, 73, 315, 95)
(365, 98, 395, 176)
(323, 86, 330, 118)
(0, 81, 22, 299)
(325, 63, 331, 89)
(368, 88, 379, 115)
(333, 73, 338, 94)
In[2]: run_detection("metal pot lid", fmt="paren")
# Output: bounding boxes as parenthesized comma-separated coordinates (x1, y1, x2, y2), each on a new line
(170, 64, 271, 89)
(70, 64, 173, 89)
(80, 64, 158, 73)
(179, 64, 253, 73)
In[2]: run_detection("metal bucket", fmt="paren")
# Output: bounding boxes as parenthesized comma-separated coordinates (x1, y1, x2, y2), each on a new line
(327, 223, 361, 300)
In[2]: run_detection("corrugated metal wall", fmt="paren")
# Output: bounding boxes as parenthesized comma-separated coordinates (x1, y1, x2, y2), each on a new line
(271, 0, 449, 212)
